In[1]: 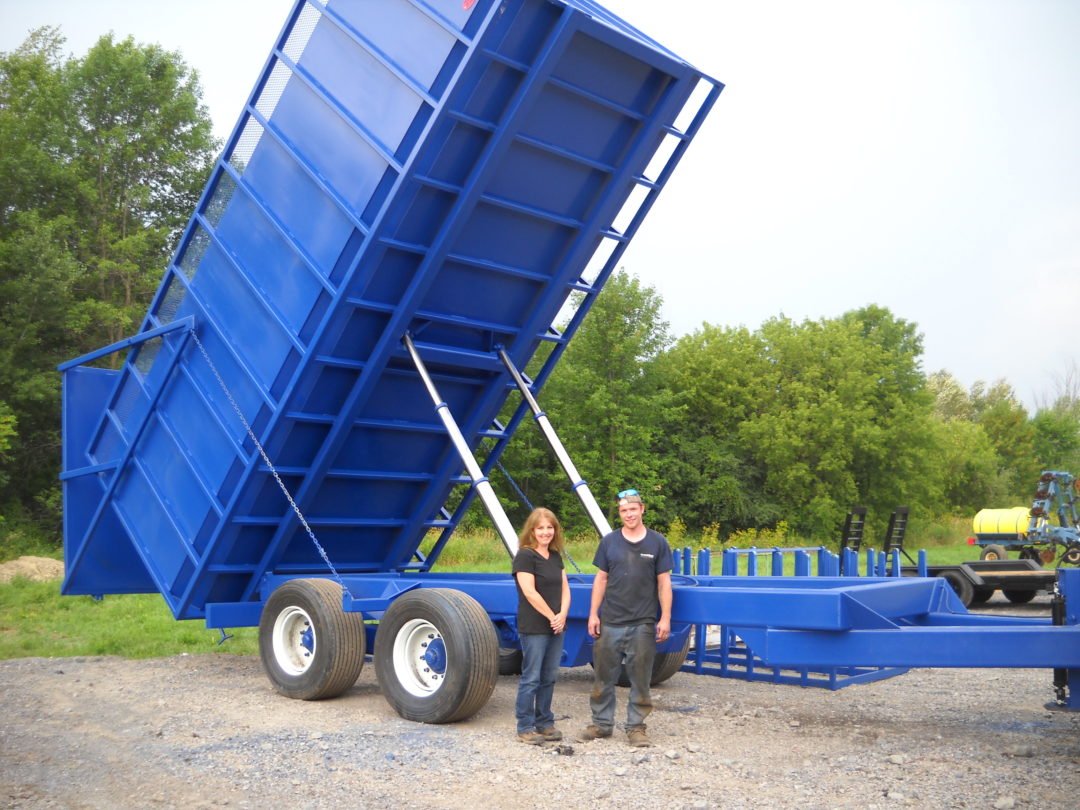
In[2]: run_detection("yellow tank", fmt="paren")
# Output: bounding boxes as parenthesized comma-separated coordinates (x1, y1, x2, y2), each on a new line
(972, 507, 1032, 536)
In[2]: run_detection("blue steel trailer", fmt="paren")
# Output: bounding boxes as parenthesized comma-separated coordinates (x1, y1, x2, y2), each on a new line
(59, 0, 1080, 723)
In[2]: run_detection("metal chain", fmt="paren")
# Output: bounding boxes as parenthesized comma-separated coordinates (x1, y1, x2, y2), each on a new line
(189, 329, 351, 595)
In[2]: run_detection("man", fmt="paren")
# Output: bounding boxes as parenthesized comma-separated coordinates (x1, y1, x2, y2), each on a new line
(578, 488, 673, 748)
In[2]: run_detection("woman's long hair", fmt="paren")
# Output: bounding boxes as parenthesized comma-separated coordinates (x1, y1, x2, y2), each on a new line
(517, 507, 565, 553)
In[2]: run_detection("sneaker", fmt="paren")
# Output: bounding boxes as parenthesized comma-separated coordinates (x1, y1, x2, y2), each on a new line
(576, 724, 613, 742)
(517, 731, 545, 745)
(538, 726, 563, 741)
(627, 726, 652, 748)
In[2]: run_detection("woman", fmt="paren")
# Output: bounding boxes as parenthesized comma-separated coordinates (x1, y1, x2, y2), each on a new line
(512, 507, 571, 744)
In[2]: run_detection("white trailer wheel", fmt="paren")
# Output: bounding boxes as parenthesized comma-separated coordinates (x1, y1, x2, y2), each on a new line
(272, 605, 319, 676)
(258, 578, 366, 701)
(375, 588, 498, 724)
(391, 618, 447, 697)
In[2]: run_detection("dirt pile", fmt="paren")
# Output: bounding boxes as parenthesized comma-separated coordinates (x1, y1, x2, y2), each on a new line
(0, 556, 64, 585)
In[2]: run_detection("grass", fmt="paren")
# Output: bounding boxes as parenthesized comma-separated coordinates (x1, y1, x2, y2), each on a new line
(0, 578, 259, 660)
(1, 532, 992, 661)
(418, 527, 599, 573)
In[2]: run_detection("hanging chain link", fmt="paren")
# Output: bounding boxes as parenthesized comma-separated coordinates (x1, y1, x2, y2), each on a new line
(189, 329, 351, 595)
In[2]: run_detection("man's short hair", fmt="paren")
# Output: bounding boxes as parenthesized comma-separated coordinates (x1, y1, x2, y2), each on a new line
(617, 488, 643, 505)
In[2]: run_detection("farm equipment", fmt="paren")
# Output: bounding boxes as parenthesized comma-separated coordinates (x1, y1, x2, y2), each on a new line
(840, 506, 1057, 607)
(59, 0, 1080, 719)
(971, 471, 1080, 566)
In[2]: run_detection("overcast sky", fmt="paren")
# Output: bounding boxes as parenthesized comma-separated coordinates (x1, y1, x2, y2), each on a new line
(3, 0, 1078, 411)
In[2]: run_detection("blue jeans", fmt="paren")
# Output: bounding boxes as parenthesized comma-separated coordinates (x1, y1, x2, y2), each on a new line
(515, 632, 564, 733)
(590, 622, 655, 731)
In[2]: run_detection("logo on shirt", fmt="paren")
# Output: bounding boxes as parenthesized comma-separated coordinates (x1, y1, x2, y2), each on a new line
(639, 553, 655, 560)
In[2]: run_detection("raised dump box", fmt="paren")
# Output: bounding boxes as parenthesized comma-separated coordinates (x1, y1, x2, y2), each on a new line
(61, 0, 721, 620)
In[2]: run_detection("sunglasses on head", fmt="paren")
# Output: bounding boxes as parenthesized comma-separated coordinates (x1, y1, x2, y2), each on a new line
(617, 489, 639, 499)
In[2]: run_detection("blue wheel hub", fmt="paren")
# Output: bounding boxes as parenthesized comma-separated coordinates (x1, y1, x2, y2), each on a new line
(422, 636, 447, 675)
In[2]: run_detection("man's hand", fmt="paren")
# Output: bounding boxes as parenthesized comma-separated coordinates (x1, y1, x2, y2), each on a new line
(655, 618, 670, 643)
(588, 614, 601, 638)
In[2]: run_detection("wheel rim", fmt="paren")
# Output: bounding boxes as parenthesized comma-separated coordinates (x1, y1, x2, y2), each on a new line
(393, 618, 447, 697)
(272, 606, 316, 676)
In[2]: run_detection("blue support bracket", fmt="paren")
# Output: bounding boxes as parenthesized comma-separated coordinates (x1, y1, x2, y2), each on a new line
(342, 580, 422, 614)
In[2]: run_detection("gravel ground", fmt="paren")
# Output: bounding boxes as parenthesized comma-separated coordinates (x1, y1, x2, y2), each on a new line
(2, 593, 1079, 810)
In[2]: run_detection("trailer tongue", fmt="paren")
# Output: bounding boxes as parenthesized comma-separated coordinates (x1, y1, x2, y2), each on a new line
(59, 0, 1080, 721)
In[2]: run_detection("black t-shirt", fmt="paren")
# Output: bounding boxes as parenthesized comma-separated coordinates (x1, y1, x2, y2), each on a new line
(512, 547, 565, 634)
(592, 528, 673, 626)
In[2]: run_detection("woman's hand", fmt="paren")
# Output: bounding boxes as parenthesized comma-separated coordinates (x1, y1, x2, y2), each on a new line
(550, 612, 567, 634)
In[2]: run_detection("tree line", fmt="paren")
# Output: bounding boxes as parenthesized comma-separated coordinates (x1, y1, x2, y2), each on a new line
(1, 28, 215, 531)
(497, 274, 1080, 541)
(2, 30, 1077, 546)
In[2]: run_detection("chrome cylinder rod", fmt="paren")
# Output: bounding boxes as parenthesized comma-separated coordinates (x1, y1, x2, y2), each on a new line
(403, 334, 519, 556)
(498, 348, 612, 537)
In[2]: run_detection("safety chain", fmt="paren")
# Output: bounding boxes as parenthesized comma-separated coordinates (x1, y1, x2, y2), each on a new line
(189, 329, 352, 596)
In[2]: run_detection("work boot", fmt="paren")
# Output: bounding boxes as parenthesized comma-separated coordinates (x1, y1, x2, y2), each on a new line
(626, 726, 652, 748)
(538, 726, 563, 741)
(576, 724, 612, 742)
(517, 730, 545, 745)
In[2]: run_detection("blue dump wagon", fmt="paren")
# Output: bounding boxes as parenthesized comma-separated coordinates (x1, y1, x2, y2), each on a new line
(60, 0, 1080, 722)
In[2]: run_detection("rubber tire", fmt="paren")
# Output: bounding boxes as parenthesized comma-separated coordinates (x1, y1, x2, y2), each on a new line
(374, 588, 498, 724)
(970, 586, 995, 604)
(613, 632, 692, 687)
(650, 632, 692, 685)
(1003, 589, 1036, 604)
(498, 647, 523, 676)
(980, 544, 1009, 562)
(259, 578, 366, 700)
(1018, 547, 1045, 567)
(937, 570, 974, 607)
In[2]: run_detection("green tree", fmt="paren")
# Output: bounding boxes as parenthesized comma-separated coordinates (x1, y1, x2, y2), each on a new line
(656, 324, 779, 534)
(533, 271, 676, 532)
(0, 402, 16, 492)
(0, 28, 216, 528)
(927, 370, 975, 421)
(1032, 408, 1080, 476)
(65, 32, 216, 350)
(1031, 362, 1080, 476)
(736, 308, 936, 541)
(928, 417, 1014, 514)
(970, 381, 1037, 497)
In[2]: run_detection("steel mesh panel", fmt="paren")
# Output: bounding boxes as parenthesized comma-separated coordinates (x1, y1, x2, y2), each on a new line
(178, 226, 210, 281)
(254, 59, 292, 122)
(133, 337, 163, 377)
(282, 1, 326, 63)
(204, 173, 238, 229)
(229, 118, 266, 175)
(157, 277, 187, 324)
(113, 376, 140, 422)
(91, 422, 122, 465)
